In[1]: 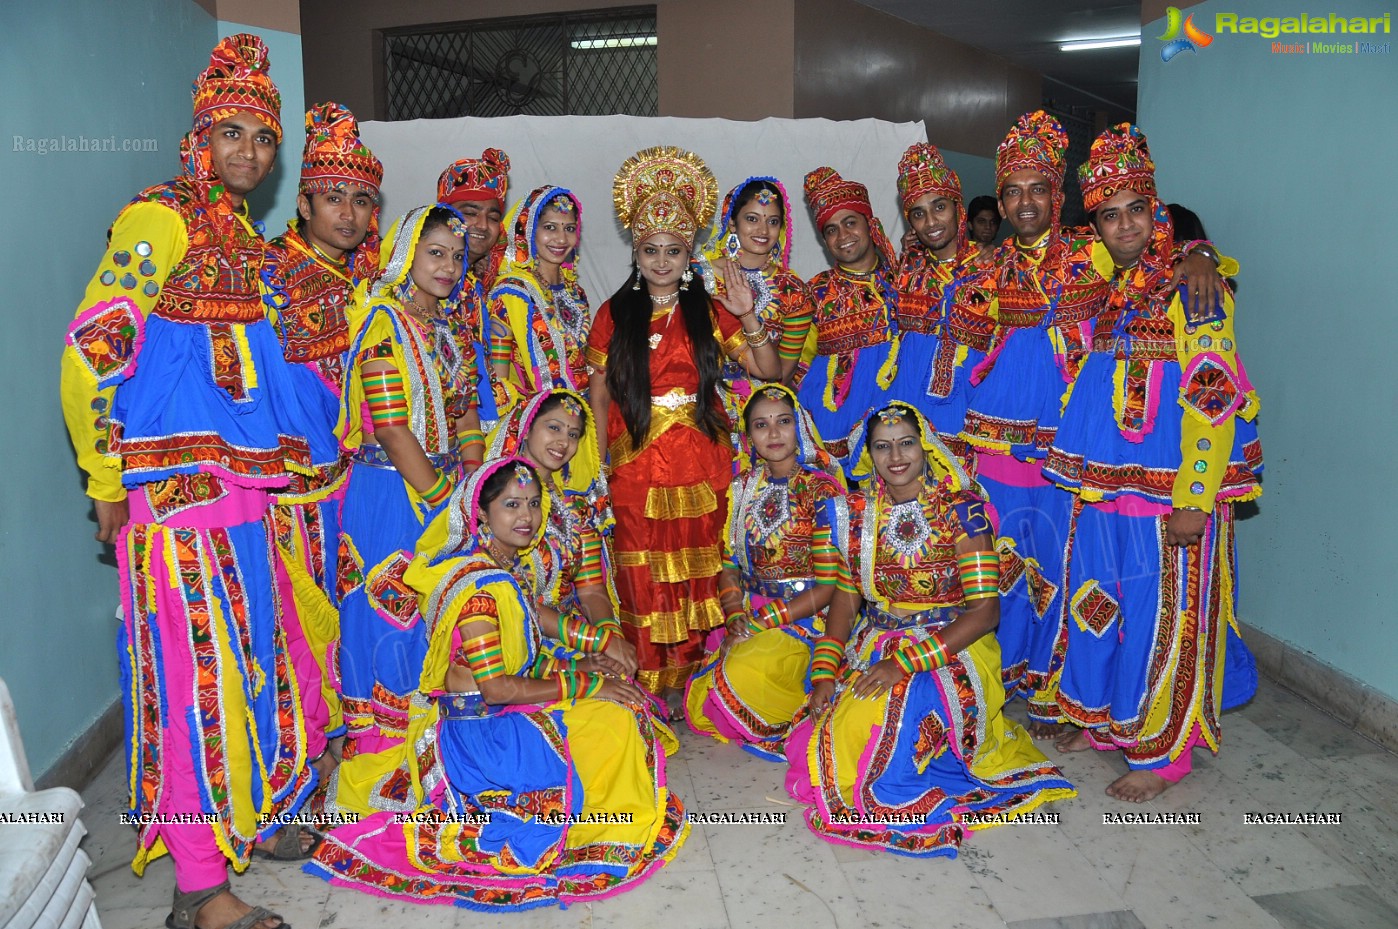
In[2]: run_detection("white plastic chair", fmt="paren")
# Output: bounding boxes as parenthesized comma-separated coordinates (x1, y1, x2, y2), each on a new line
(0, 678, 104, 929)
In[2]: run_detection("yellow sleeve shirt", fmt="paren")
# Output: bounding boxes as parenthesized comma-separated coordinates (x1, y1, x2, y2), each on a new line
(59, 201, 188, 502)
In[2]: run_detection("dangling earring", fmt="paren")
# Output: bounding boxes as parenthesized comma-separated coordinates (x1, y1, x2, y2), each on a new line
(724, 231, 740, 260)
(478, 516, 496, 554)
(631, 267, 642, 291)
(681, 267, 693, 287)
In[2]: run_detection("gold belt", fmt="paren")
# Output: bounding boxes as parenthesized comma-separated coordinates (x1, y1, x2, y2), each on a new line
(651, 389, 697, 410)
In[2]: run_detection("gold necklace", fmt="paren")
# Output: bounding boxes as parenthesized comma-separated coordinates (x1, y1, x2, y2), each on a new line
(484, 540, 513, 568)
(405, 294, 441, 323)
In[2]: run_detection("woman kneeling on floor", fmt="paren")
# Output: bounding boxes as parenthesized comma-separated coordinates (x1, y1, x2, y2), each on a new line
(784, 402, 1076, 857)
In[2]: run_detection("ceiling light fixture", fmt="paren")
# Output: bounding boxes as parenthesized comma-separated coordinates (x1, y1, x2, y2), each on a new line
(1059, 36, 1141, 51)
(570, 36, 657, 49)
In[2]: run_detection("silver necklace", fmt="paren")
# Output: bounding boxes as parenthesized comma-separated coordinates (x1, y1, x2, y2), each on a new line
(885, 497, 933, 564)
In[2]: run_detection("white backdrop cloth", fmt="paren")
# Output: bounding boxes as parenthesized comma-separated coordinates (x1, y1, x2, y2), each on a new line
(358, 115, 928, 304)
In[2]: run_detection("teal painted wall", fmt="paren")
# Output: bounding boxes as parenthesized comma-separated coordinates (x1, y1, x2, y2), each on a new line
(0, 0, 215, 777)
(1138, 0, 1397, 699)
(941, 150, 998, 206)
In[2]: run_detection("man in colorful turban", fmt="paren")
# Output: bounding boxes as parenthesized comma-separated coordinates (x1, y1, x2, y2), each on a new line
(59, 34, 320, 929)
(888, 142, 993, 466)
(437, 148, 511, 288)
(962, 111, 1228, 738)
(1045, 124, 1261, 802)
(957, 109, 1111, 732)
(794, 166, 901, 478)
(260, 101, 384, 777)
(437, 148, 512, 426)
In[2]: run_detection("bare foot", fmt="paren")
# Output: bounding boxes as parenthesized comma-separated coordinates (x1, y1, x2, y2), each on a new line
(1027, 720, 1060, 739)
(327, 734, 345, 762)
(193, 890, 284, 929)
(663, 688, 686, 723)
(1106, 769, 1172, 803)
(1055, 728, 1093, 753)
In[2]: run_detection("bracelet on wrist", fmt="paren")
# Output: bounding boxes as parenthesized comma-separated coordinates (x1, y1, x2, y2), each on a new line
(747, 600, 789, 633)
(421, 470, 454, 507)
(743, 326, 771, 347)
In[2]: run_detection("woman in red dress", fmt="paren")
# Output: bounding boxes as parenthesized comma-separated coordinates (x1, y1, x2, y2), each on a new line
(588, 147, 781, 707)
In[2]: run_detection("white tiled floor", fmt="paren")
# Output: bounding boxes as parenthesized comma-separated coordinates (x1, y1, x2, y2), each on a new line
(83, 677, 1398, 929)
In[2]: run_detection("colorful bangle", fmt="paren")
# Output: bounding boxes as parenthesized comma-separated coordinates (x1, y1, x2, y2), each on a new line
(460, 632, 507, 683)
(743, 326, 771, 347)
(557, 670, 604, 701)
(421, 470, 454, 507)
(363, 368, 409, 429)
(558, 615, 614, 654)
(894, 645, 928, 673)
(809, 636, 845, 683)
(747, 600, 790, 633)
(895, 632, 952, 675)
(957, 551, 1001, 602)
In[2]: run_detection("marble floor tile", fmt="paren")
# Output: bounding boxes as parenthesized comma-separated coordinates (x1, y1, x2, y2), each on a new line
(1060, 813, 1284, 929)
(589, 867, 730, 929)
(1290, 791, 1398, 912)
(219, 861, 331, 922)
(1236, 679, 1382, 761)
(1153, 753, 1363, 900)
(92, 903, 172, 929)
(1007, 913, 1146, 929)
(91, 855, 175, 922)
(842, 848, 1008, 929)
(322, 882, 596, 929)
(93, 857, 330, 929)
(1311, 750, 1398, 821)
(75, 671, 1398, 929)
(958, 818, 1127, 923)
(827, 836, 881, 865)
(681, 732, 793, 813)
(704, 807, 860, 929)
(1252, 883, 1398, 929)
(665, 809, 716, 874)
(1352, 687, 1398, 749)
(319, 891, 487, 928)
(79, 753, 136, 881)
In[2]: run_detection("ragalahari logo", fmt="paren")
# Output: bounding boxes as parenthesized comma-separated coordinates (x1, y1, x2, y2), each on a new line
(1159, 6, 1214, 60)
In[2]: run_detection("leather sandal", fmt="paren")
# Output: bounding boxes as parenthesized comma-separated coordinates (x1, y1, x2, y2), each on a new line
(166, 880, 290, 929)
(251, 823, 322, 861)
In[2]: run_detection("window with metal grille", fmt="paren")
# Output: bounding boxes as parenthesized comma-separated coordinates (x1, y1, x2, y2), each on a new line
(1045, 106, 1095, 227)
(383, 7, 658, 120)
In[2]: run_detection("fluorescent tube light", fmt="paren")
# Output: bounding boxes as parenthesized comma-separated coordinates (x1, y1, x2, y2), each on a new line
(571, 36, 657, 49)
(1059, 36, 1141, 51)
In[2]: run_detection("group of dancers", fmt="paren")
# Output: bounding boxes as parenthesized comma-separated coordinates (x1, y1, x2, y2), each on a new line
(60, 35, 1262, 928)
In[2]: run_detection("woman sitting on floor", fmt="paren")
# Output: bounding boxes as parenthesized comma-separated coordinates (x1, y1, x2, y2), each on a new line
(486, 388, 638, 675)
(685, 384, 844, 757)
(784, 401, 1076, 857)
(308, 457, 688, 911)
